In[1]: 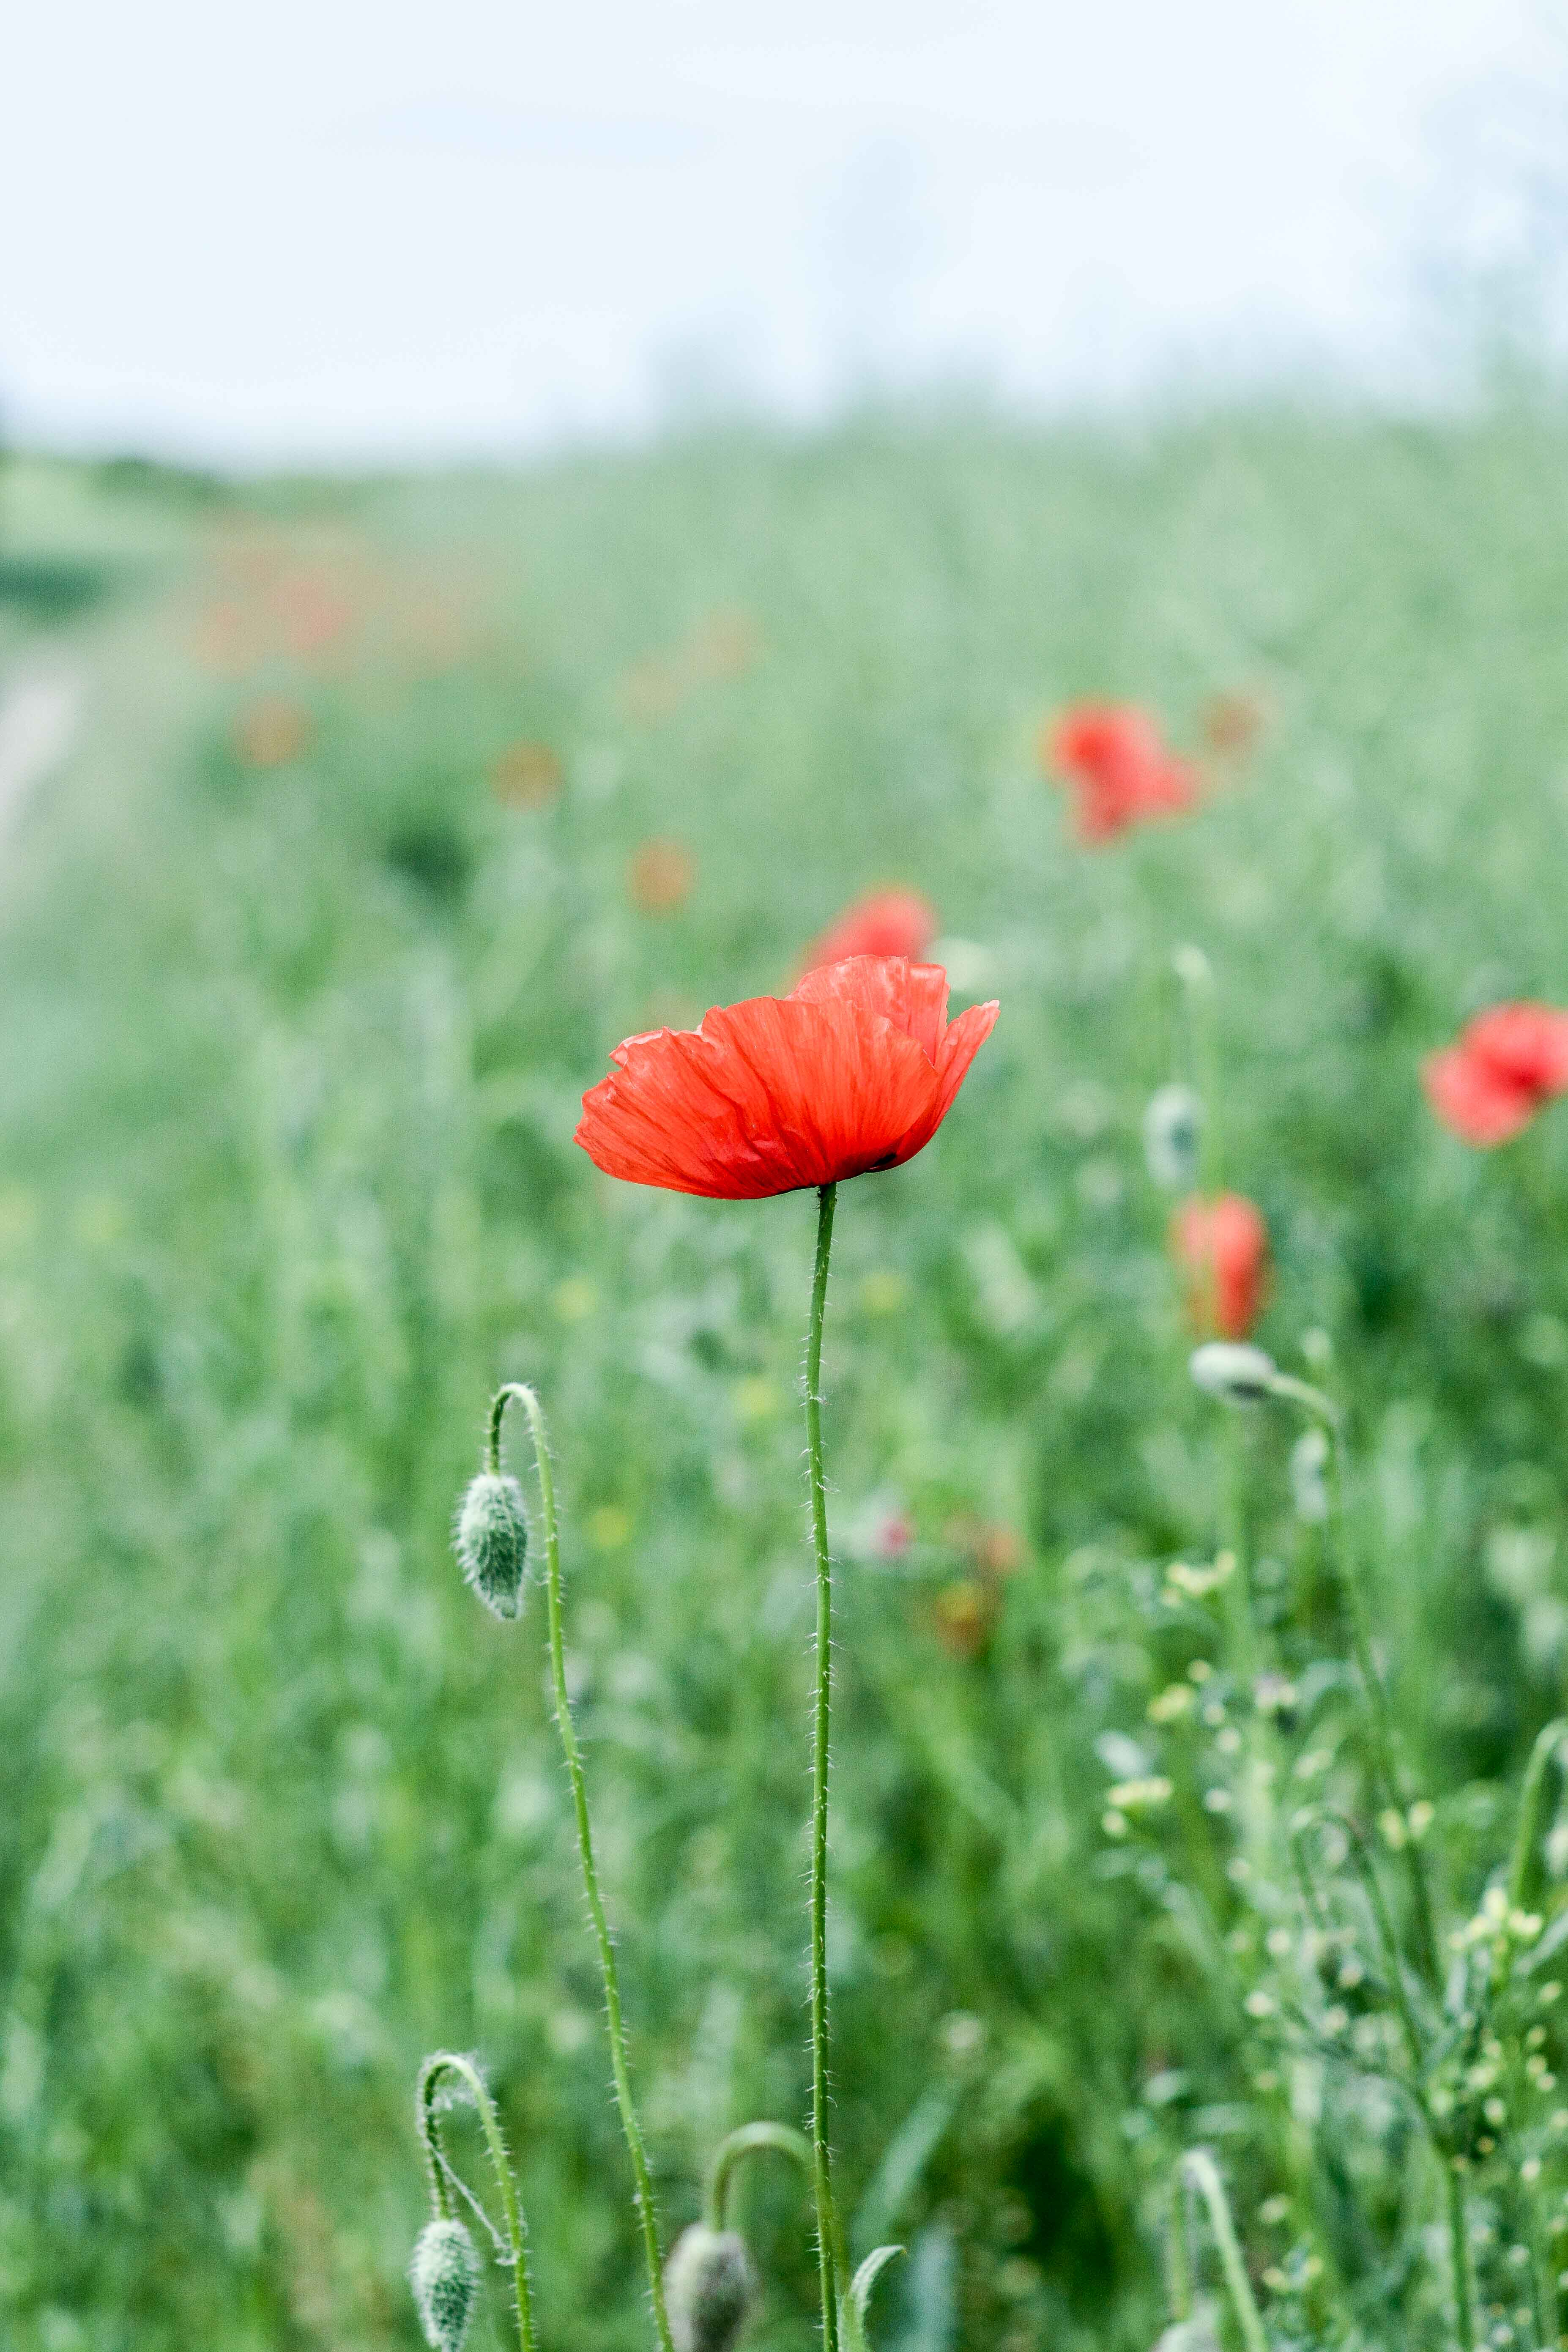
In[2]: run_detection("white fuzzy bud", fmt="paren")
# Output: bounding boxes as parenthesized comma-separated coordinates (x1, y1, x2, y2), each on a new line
(1189, 1342, 1278, 1405)
(664, 2223, 756, 2352)
(1143, 1084, 1204, 1191)
(410, 2218, 481, 2352)
(454, 1473, 529, 1619)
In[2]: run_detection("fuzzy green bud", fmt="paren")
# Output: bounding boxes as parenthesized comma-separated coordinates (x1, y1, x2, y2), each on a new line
(454, 1473, 528, 1619)
(664, 2223, 756, 2352)
(410, 2218, 481, 2352)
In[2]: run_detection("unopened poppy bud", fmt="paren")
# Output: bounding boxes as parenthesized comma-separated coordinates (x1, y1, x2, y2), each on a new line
(1144, 1084, 1204, 1191)
(410, 2218, 481, 2352)
(663, 2223, 756, 2352)
(454, 1473, 528, 1619)
(1189, 1342, 1278, 1404)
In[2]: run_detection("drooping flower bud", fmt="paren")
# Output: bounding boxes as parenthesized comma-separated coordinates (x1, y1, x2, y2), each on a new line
(410, 2218, 482, 2352)
(454, 1473, 528, 1619)
(663, 2223, 757, 2352)
(1189, 1341, 1278, 1405)
(1143, 1084, 1204, 1191)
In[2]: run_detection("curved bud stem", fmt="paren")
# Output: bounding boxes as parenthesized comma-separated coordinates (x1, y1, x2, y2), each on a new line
(490, 1383, 676, 2352)
(1508, 1715, 1567, 1913)
(1179, 2149, 1267, 2352)
(805, 1183, 845, 2350)
(416, 2051, 537, 2352)
(704, 2121, 814, 2233)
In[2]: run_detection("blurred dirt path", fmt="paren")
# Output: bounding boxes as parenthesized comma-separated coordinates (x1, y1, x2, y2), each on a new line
(0, 669, 81, 841)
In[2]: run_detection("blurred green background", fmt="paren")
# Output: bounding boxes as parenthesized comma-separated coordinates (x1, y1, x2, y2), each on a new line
(3, 409, 1568, 2349)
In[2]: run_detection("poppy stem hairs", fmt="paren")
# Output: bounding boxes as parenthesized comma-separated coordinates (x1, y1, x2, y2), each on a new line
(487, 1384, 676, 2352)
(805, 1183, 845, 2350)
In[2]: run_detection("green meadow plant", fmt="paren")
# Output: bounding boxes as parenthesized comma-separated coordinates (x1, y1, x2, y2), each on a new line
(412, 958, 998, 2347)
(1123, 1328, 1568, 2351)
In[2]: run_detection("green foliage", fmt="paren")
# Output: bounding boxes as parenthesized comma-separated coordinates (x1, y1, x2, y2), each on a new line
(3, 407, 1568, 2347)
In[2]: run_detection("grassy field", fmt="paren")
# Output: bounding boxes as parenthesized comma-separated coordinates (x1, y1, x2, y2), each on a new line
(5, 406, 1568, 2351)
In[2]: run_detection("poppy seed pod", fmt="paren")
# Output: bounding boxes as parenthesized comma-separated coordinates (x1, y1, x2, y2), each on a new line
(410, 2218, 481, 2352)
(1189, 1341, 1278, 1404)
(454, 1473, 529, 1619)
(663, 2223, 757, 2352)
(1143, 1083, 1204, 1191)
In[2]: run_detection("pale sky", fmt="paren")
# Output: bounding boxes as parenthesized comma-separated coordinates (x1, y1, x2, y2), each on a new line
(0, 1, 1551, 465)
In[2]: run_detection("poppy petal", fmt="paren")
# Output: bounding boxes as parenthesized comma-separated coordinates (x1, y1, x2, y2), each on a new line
(1422, 1045, 1537, 1147)
(1466, 1003, 1568, 1098)
(792, 955, 950, 1062)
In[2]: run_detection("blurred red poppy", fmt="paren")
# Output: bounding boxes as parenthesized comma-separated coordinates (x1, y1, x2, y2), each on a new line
(802, 889, 937, 974)
(1172, 1193, 1268, 1339)
(1046, 703, 1197, 843)
(1423, 1002, 1568, 1146)
(576, 956, 998, 1199)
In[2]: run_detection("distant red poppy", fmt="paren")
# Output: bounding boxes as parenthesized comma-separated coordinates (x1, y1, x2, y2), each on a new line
(1423, 1002, 1568, 1147)
(1045, 703, 1198, 843)
(802, 890, 937, 975)
(1172, 1193, 1268, 1340)
(576, 956, 999, 1200)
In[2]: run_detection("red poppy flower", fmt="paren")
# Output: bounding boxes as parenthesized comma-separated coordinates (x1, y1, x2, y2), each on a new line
(1046, 703, 1198, 843)
(1423, 1002, 1568, 1147)
(801, 889, 937, 975)
(575, 956, 999, 1199)
(1172, 1192, 1268, 1339)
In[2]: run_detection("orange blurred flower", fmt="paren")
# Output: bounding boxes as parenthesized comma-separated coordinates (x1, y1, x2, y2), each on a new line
(933, 1579, 995, 1660)
(618, 607, 762, 724)
(1045, 703, 1198, 843)
(491, 740, 563, 810)
(233, 697, 314, 769)
(276, 567, 356, 660)
(1171, 1192, 1268, 1339)
(628, 839, 696, 914)
(944, 1513, 1023, 1576)
(1200, 689, 1267, 762)
(802, 889, 937, 975)
(685, 606, 761, 682)
(619, 659, 685, 726)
